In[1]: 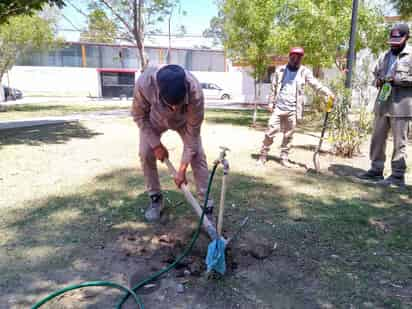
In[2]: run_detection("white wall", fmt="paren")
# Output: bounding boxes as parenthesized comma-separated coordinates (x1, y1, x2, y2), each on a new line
(2, 66, 100, 97)
(2, 66, 270, 101)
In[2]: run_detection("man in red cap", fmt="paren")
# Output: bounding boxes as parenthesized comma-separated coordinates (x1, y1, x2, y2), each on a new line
(358, 23, 412, 187)
(257, 47, 334, 167)
(132, 64, 213, 221)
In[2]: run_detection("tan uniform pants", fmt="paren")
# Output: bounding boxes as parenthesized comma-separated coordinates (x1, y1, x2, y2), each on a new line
(369, 115, 411, 177)
(139, 128, 209, 199)
(261, 109, 297, 160)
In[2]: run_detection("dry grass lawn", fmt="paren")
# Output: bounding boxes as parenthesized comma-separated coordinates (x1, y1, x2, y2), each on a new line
(0, 110, 411, 309)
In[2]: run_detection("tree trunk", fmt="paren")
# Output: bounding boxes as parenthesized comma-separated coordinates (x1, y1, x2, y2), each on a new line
(0, 70, 5, 103)
(252, 78, 258, 126)
(134, 0, 147, 71)
(0, 74, 5, 110)
(167, 13, 172, 64)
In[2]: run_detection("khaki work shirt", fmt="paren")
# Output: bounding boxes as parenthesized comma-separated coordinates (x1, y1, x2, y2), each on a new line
(373, 45, 412, 117)
(131, 66, 205, 164)
(269, 65, 332, 120)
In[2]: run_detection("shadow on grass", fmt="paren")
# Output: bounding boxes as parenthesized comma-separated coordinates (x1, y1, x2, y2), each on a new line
(223, 168, 412, 307)
(205, 109, 269, 128)
(0, 122, 102, 147)
(0, 168, 178, 307)
(328, 163, 367, 177)
(293, 144, 334, 155)
(250, 153, 309, 169)
(1, 166, 412, 308)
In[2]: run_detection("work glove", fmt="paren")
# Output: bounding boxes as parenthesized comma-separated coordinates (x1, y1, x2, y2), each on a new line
(174, 163, 188, 188)
(376, 78, 385, 88)
(323, 94, 335, 113)
(386, 77, 395, 86)
(153, 143, 169, 162)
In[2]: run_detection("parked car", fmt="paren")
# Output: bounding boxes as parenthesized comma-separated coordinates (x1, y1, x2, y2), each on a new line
(200, 83, 231, 100)
(2, 85, 23, 101)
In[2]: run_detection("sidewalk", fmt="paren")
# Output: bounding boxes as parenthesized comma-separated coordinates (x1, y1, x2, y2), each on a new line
(0, 110, 131, 130)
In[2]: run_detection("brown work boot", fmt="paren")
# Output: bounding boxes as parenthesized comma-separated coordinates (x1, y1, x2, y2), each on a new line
(145, 193, 164, 222)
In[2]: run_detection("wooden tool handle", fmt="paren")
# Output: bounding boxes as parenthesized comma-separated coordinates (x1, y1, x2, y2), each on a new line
(163, 158, 217, 239)
(217, 173, 227, 236)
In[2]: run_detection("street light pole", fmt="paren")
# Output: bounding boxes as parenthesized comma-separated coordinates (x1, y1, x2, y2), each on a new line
(345, 0, 359, 89)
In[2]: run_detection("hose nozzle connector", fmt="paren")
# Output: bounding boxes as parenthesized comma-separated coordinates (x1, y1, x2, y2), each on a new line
(218, 146, 230, 161)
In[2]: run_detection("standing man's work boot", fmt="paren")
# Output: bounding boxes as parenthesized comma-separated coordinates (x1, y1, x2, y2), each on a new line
(257, 149, 268, 165)
(145, 193, 164, 222)
(280, 159, 292, 168)
(280, 154, 292, 168)
(377, 174, 406, 187)
(357, 169, 384, 182)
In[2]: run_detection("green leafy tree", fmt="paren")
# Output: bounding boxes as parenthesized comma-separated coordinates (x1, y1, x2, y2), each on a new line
(223, 0, 278, 125)
(203, 14, 225, 46)
(390, 0, 412, 18)
(80, 5, 117, 43)
(0, 14, 58, 103)
(273, 0, 387, 70)
(0, 14, 57, 82)
(203, 1, 225, 46)
(0, 0, 65, 24)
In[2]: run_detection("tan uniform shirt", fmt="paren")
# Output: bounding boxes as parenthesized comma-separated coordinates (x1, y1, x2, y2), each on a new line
(269, 65, 333, 120)
(131, 66, 205, 164)
(373, 45, 412, 117)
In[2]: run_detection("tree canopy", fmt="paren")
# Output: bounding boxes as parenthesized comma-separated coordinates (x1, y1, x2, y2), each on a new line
(0, 0, 65, 24)
(272, 0, 387, 69)
(80, 4, 117, 43)
(223, 0, 278, 82)
(390, 0, 412, 18)
(222, 0, 387, 71)
(0, 14, 58, 81)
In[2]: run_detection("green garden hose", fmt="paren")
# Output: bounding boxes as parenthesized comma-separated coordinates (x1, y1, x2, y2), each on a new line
(31, 161, 219, 309)
(31, 281, 143, 309)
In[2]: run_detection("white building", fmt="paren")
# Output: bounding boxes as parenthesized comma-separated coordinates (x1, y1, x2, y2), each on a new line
(3, 35, 270, 101)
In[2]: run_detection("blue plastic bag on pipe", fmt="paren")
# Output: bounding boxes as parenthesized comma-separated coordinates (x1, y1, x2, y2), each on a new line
(205, 237, 226, 275)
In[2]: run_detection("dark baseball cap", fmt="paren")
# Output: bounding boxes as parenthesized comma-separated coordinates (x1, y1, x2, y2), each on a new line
(156, 65, 187, 105)
(388, 23, 410, 45)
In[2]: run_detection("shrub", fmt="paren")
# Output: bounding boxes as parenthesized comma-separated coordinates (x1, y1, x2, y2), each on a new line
(328, 75, 373, 157)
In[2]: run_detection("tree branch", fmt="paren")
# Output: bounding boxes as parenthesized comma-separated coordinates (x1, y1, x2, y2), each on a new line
(99, 0, 134, 36)
(66, 0, 89, 18)
(61, 14, 83, 31)
(138, 0, 144, 39)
